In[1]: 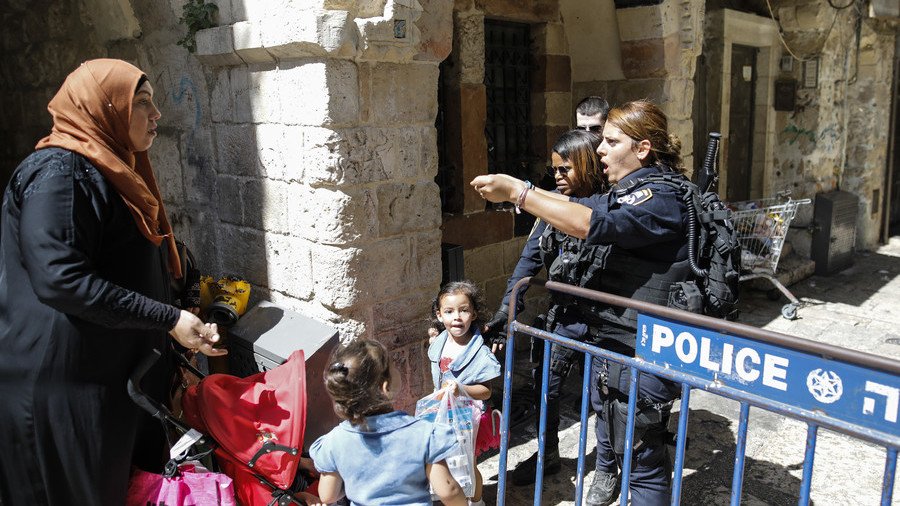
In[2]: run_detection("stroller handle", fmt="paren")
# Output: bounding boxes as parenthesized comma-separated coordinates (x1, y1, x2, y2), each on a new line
(128, 348, 190, 432)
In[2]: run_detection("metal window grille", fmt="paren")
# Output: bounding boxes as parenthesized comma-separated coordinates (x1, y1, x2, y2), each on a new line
(484, 20, 533, 181)
(484, 19, 537, 235)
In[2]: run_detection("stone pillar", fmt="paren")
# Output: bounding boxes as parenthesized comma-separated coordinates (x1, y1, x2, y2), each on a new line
(610, 0, 705, 172)
(195, 0, 451, 406)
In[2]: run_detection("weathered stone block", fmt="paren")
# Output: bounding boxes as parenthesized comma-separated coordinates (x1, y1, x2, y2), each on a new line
(260, 11, 324, 60)
(359, 0, 391, 18)
(359, 235, 413, 301)
(452, 11, 485, 85)
(279, 59, 360, 126)
(195, 26, 244, 66)
(311, 243, 364, 309)
(376, 181, 442, 237)
(302, 127, 426, 186)
(442, 210, 514, 249)
(209, 69, 233, 123)
(150, 133, 184, 203)
(620, 34, 679, 79)
(532, 92, 572, 126)
(232, 21, 275, 64)
(532, 54, 571, 93)
(264, 233, 314, 300)
(318, 10, 360, 58)
(259, 178, 293, 234)
(372, 288, 434, 346)
(218, 223, 268, 285)
(288, 184, 376, 244)
(415, 0, 453, 62)
(502, 236, 528, 274)
(215, 124, 262, 176)
(230, 63, 281, 124)
(615, 2, 678, 42)
(664, 78, 694, 121)
(369, 62, 438, 125)
(421, 127, 439, 178)
(464, 242, 505, 284)
(483, 275, 509, 312)
(411, 229, 443, 288)
(354, 0, 423, 62)
(216, 175, 244, 225)
(533, 22, 567, 56)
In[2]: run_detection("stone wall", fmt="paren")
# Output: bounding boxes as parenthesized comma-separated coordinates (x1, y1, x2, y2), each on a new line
(770, 0, 896, 253)
(571, 0, 706, 175)
(193, 0, 452, 406)
(0, 0, 106, 187)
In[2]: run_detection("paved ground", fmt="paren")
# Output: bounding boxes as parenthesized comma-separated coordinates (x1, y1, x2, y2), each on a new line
(476, 239, 900, 505)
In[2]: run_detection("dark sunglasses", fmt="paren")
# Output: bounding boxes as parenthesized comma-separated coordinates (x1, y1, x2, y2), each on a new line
(576, 124, 603, 133)
(546, 165, 571, 177)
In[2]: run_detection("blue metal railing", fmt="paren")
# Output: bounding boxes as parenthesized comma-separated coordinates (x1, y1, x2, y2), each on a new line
(496, 278, 900, 506)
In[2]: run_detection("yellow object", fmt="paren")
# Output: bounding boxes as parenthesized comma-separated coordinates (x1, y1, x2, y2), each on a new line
(199, 276, 251, 325)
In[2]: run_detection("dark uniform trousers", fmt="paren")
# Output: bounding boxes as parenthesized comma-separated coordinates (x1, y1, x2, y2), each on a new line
(530, 313, 675, 506)
(589, 356, 677, 506)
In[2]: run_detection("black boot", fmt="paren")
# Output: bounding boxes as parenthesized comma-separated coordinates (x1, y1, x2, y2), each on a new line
(585, 469, 619, 506)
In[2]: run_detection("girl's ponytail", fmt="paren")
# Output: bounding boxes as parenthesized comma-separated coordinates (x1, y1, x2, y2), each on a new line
(323, 340, 394, 429)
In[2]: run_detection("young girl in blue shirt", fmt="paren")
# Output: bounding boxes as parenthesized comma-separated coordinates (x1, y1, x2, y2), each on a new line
(310, 339, 467, 506)
(428, 281, 502, 506)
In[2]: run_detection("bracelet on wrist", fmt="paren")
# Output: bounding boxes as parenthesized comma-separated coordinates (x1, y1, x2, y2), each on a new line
(515, 181, 532, 214)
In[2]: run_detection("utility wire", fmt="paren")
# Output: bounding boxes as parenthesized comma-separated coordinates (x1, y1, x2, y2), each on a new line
(765, 0, 844, 62)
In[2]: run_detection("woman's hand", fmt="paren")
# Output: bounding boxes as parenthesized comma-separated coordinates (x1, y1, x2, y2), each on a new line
(470, 174, 525, 204)
(170, 310, 227, 357)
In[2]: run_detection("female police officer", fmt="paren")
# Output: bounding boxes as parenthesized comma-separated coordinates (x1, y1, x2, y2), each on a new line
(472, 100, 689, 505)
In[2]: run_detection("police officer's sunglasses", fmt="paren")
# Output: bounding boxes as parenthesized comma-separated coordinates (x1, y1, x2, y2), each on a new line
(576, 124, 603, 133)
(546, 165, 571, 177)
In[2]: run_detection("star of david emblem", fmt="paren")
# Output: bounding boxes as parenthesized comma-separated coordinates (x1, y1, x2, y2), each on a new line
(806, 368, 843, 404)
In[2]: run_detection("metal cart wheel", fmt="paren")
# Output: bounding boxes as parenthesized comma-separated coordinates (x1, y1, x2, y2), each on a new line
(781, 303, 798, 320)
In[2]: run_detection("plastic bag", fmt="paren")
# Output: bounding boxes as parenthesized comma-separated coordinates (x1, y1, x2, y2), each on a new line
(126, 462, 236, 506)
(415, 385, 482, 498)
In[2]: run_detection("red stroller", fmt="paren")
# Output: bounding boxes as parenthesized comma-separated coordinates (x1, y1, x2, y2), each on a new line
(129, 349, 319, 505)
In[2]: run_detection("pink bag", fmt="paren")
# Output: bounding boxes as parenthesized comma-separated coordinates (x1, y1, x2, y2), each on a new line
(475, 407, 503, 457)
(126, 463, 236, 506)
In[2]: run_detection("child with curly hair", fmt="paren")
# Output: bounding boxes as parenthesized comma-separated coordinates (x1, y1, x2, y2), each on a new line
(310, 339, 467, 506)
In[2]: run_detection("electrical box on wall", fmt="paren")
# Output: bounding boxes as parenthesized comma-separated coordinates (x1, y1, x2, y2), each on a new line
(774, 79, 797, 111)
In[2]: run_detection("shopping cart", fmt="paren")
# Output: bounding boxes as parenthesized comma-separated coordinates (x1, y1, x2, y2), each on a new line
(730, 194, 812, 319)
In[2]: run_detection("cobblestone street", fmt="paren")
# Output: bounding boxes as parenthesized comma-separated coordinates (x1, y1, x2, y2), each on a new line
(478, 239, 900, 505)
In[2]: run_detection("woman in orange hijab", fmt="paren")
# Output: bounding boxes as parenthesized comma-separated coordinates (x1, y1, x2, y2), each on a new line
(0, 59, 226, 505)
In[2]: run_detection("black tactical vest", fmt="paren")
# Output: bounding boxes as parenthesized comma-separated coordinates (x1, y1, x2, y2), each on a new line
(539, 223, 692, 344)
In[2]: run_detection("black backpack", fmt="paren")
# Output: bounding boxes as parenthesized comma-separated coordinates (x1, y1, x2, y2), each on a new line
(641, 173, 742, 321)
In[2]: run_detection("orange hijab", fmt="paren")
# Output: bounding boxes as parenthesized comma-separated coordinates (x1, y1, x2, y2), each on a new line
(36, 59, 182, 279)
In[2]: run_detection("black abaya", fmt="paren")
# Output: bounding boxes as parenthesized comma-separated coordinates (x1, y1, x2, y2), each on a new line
(0, 148, 181, 505)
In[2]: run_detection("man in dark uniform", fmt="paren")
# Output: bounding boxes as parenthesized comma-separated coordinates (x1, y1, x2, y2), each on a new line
(473, 100, 689, 505)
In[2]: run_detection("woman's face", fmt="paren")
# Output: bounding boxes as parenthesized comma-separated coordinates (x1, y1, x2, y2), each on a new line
(550, 152, 583, 197)
(129, 81, 161, 152)
(597, 124, 646, 185)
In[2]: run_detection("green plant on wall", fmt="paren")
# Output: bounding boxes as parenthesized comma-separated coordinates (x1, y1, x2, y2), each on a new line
(177, 0, 218, 52)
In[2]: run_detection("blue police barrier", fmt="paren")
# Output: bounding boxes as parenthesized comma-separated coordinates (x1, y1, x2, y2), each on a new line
(496, 278, 900, 506)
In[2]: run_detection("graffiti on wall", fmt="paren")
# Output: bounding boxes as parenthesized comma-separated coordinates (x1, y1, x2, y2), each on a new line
(781, 123, 842, 150)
